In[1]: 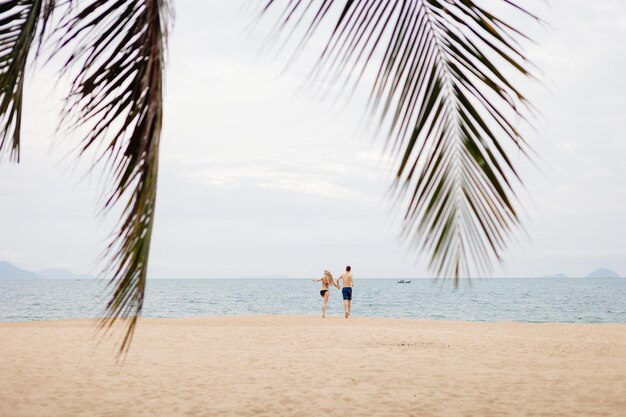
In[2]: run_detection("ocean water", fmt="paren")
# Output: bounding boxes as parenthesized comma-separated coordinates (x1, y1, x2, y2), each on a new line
(0, 278, 625, 323)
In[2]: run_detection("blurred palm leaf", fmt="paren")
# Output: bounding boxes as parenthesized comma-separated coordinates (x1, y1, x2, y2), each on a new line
(0, 0, 168, 350)
(0, 0, 53, 161)
(54, 0, 169, 350)
(262, 0, 537, 283)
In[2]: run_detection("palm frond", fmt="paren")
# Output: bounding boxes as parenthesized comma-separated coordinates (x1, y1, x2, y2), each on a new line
(0, 0, 48, 162)
(56, 0, 170, 350)
(262, 0, 537, 283)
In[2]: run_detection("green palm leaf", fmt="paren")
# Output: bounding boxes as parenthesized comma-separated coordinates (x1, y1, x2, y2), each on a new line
(0, 0, 168, 350)
(262, 0, 537, 283)
(55, 0, 170, 350)
(0, 0, 50, 162)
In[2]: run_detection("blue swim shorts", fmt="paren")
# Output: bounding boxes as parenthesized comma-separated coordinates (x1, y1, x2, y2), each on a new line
(342, 287, 352, 300)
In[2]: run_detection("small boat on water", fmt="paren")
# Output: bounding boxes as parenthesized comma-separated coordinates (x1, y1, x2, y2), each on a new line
(397, 280, 412, 284)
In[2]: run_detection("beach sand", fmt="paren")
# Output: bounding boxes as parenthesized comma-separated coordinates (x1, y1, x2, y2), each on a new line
(1, 316, 625, 416)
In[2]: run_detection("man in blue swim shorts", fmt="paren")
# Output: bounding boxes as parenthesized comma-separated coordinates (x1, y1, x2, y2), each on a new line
(337, 265, 354, 318)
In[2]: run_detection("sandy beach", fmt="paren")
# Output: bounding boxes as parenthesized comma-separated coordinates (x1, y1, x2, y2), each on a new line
(1, 315, 625, 416)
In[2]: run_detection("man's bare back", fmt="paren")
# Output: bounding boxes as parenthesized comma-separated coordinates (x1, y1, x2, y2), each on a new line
(338, 271, 353, 288)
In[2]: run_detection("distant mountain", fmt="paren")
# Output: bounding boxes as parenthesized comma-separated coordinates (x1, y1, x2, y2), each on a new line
(0, 261, 94, 280)
(37, 268, 94, 280)
(586, 267, 621, 278)
(0, 261, 39, 279)
(541, 273, 569, 278)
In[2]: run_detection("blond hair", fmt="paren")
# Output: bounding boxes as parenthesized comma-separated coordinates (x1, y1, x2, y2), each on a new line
(323, 270, 335, 286)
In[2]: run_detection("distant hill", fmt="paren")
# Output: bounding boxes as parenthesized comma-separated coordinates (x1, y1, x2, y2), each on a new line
(0, 261, 94, 280)
(0, 261, 39, 279)
(586, 267, 621, 278)
(541, 273, 569, 278)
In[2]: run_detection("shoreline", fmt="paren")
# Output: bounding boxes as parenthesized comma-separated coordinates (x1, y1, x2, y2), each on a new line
(2, 315, 625, 416)
(2, 313, 626, 325)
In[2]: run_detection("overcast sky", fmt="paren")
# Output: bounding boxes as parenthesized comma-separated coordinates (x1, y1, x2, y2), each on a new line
(0, 0, 625, 279)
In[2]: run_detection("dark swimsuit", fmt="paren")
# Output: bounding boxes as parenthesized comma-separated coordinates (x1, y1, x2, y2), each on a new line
(342, 287, 352, 300)
(320, 277, 329, 297)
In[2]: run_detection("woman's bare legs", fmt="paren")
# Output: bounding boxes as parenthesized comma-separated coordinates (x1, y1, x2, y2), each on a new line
(322, 292, 330, 318)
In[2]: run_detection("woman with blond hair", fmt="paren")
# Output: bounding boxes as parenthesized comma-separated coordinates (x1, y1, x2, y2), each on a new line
(313, 270, 339, 318)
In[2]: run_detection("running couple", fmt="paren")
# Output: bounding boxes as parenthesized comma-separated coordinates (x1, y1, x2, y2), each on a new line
(313, 266, 353, 319)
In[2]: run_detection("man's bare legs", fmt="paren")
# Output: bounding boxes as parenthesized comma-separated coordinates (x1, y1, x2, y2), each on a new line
(322, 292, 329, 318)
(343, 299, 349, 318)
(347, 300, 351, 317)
